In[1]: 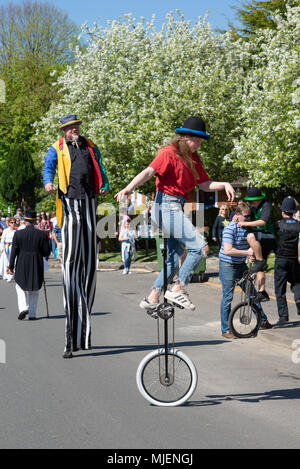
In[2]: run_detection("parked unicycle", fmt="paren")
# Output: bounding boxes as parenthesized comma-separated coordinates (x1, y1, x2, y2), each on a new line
(136, 237, 198, 406)
(228, 267, 262, 338)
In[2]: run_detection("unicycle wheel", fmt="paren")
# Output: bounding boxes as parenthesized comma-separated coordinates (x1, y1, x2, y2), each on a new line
(136, 348, 198, 407)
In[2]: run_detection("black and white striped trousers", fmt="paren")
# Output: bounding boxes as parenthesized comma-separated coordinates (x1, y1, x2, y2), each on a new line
(61, 194, 97, 352)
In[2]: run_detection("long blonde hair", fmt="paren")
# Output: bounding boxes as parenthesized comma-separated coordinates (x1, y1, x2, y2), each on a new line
(163, 136, 199, 179)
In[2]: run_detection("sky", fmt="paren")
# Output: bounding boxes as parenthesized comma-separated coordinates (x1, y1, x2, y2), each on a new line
(0, 0, 242, 32)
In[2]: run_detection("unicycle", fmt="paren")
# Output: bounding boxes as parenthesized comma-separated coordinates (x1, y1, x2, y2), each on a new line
(136, 237, 198, 406)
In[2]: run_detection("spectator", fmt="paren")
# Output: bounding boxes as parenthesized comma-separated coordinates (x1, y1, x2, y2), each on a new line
(119, 219, 137, 275)
(0, 211, 7, 229)
(294, 210, 300, 222)
(0, 217, 16, 282)
(274, 196, 300, 326)
(219, 202, 272, 339)
(14, 208, 23, 219)
(52, 223, 62, 263)
(212, 205, 230, 248)
(50, 211, 57, 257)
(239, 187, 276, 302)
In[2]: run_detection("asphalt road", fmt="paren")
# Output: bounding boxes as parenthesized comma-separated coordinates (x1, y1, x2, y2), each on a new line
(0, 268, 300, 449)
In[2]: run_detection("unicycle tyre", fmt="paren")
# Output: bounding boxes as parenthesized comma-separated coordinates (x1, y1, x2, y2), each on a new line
(229, 301, 262, 338)
(136, 348, 198, 407)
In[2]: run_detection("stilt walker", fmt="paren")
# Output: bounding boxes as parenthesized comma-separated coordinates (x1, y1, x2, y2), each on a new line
(43, 114, 109, 358)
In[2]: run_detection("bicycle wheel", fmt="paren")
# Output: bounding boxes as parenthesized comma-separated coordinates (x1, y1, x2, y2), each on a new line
(136, 348, 198, 407)
(229, 301, 262, 338)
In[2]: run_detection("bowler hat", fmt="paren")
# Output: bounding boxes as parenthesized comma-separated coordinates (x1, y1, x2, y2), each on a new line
(59, 114, 82, 130)
(280, 196, 297, 214)
(176, 116, 211, 140)
(244, 187, 266, 201)
(24, 209, 36, 221)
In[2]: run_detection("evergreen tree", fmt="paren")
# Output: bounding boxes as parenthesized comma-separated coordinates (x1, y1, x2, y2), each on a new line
(229, 0, 298, 38)
(0, 143, 40, 209)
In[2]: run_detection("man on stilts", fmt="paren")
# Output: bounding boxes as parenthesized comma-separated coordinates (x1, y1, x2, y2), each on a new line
(43, 115, 109, 358)
(8, 210, 51, 320)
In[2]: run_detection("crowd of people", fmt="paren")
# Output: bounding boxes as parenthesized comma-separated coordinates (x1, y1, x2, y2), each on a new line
(0, 208, 62, 277)
(2, 113, 299, 358)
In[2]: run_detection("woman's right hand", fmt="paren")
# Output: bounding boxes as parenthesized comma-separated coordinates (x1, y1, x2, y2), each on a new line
(114, 188, 131, 203)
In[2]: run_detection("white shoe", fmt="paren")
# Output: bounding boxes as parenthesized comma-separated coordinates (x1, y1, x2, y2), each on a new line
(139, 298, 159, 319)
(164, 289, 195, 310)
(122, 269, 128, 275)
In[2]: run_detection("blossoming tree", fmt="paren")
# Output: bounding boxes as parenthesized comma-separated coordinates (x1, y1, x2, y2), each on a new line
(34, 6, 299, 196)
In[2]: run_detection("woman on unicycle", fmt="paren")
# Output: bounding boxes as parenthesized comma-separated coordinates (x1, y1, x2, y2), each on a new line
(115, 116, 235, 312)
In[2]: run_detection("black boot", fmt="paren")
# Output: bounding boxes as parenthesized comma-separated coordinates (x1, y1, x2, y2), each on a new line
(18, 310, 28, 320)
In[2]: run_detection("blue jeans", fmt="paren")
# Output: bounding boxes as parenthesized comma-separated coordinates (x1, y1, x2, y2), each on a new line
(124, 246, 132, 270)
(151, 192, 207, 291)
(219, 260, 267, 333)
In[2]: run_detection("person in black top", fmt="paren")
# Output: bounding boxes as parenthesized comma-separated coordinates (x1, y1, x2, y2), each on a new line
(212, 205, 230, 249)
(8, 210, 51, 320)
(274, 196, 300, 326)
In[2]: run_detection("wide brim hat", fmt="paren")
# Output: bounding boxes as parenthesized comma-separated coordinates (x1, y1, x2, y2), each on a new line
(176, 116, 211, 140)
(280, 196, 297, 214)
(59, 114, 82, 130)
(24, 209, 36, 221)
(244, 187, 266, 201)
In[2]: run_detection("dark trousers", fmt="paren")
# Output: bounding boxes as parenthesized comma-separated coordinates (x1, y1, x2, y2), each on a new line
(274, 257, 300, 320)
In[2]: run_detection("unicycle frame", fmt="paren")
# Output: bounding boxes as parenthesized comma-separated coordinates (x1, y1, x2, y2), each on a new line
(136, 235, 198, 406)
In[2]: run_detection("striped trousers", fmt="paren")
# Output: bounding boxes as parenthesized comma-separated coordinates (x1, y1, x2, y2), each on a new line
(61, 194, 97, 352)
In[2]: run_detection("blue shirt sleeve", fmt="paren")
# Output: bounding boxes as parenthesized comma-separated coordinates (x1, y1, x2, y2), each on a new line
(43, 146, 58, 187)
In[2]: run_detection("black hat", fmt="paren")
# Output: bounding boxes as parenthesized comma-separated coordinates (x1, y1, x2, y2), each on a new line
(59, 114, 82, 130)
(176, 116, 211, 140)
(24, 209, 36, 221)
(244, 187, 266, 201)
(280, 196, 297, 214)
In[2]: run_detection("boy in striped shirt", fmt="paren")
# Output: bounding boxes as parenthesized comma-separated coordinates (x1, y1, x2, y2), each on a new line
(219, 202, 271, 339)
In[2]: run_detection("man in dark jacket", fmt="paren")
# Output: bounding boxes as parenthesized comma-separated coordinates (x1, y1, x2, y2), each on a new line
(8, 210, 50, 320)
(274, 196, 300, 325)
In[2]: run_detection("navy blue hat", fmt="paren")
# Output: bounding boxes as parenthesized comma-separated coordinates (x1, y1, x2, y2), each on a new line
(59, 114, 82, 130)
(280, 196, 297, 214)
(176, 116, 211, 140)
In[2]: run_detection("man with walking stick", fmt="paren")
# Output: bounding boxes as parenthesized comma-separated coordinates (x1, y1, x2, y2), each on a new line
(8, 210, 51, 320)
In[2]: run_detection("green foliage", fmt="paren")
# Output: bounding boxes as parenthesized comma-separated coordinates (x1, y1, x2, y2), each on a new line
(34, 9, 300, 197)
(0, 143, 40, 209)
(229, 0, 299, 38)
(0, 1, 80, 208)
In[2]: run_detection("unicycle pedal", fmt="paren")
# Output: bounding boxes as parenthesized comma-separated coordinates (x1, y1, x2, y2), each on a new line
(156, 302, 174, 320)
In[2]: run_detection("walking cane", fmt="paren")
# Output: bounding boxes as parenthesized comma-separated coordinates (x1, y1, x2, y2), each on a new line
(43, 280, 49, 318)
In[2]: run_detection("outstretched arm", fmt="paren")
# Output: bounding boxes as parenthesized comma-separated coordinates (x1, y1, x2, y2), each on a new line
(115, 167, 156, 202)
(199, 180, 235, 202)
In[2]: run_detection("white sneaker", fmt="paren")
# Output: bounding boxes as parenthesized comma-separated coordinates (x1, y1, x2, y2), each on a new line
(139, 298, 159, 319)
(122, 269, 128, 275)
(164, 289, 195, 310)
